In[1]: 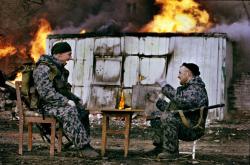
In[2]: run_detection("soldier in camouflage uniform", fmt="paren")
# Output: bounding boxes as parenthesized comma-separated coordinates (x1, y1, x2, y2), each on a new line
(33, 42, 99, 158)
(149, 63, 208, 159)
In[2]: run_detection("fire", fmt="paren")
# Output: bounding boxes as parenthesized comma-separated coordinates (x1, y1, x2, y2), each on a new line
(0, 45, 17, 58)
(80, 29, 86, 34)
(118, 90, 125, 110)
(140, 0, 212, 33)
(11, 72, 22, 84)
(30, 18, 52, 62)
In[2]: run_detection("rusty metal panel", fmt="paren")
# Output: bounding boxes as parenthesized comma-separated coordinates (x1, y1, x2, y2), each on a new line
(94, 37, 121, 56)
(72, 86, 82, 98)
(75, 39, 86, 60)
(124, 56, 167, 86)
(124, 56, 140, 87)
(82, 38, 95, 85)
(138, 37, 171, 55)
(73, 60, 85, 86)
(87, 86, 119, 109)
(124, 36, 139, 54)
(140, 58, 166, 84)
(93, 57, 122, 85)
(144, 37, 160, 55)
(158, 37, 171, 55)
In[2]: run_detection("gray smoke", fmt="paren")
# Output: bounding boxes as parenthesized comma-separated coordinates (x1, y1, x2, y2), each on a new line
(199, 0, 250, 75)
(209, 20, 250, 74)
(1, 0, 250, 75)
(42, 0, 156, 33)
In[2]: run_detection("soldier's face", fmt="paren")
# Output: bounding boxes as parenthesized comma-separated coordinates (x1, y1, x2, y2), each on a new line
(178, 66, 192, 85)
(56, 51, 72, 64)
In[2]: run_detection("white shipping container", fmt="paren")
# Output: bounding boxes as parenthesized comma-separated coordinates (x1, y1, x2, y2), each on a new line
(46, 33, 233, 121)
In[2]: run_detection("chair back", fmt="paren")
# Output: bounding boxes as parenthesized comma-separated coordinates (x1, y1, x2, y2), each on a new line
(15, 81, 24, 119)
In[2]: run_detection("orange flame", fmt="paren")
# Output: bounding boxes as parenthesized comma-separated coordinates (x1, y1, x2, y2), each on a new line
(12, 72, 22, 83)
(0, 45, 17, 58)
(80, 29, 86, 34)
(140, 0, 212, 33)
(30, 18, 52, 62)
(118, 90, 125, 110)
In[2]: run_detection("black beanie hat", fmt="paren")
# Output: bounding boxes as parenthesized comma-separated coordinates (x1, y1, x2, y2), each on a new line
(51, 42, 71, 55)
(182, 63, 200, 76)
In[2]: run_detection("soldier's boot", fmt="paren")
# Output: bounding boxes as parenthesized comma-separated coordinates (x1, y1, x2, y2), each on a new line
(79, 144, 99, 158)
(145, 146, 163, 156)
(145, 141, 163, 156)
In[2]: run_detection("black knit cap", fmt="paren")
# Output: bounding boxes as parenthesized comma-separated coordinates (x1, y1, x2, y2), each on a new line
(51, 42, 71, 55)
(182, 63, 200, 76)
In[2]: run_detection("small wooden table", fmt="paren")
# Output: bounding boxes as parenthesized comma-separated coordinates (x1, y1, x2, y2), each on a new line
(100, 108, 144, 157)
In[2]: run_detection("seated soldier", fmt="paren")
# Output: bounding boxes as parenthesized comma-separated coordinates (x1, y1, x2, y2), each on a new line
(148, 63, 209, 159)
(33, 42, 99, 158)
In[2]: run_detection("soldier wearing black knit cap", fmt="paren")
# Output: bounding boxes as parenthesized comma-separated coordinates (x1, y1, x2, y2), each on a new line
(33, 42, 99, 158)
(147, 62, 209, 159)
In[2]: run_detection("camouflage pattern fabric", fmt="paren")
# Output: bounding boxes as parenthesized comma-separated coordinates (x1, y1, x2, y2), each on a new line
(151, 76, 208, 154)
(33, 55, 90, 149)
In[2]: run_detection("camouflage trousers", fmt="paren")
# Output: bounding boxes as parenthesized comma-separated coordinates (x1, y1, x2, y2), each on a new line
(150, 112, 204, 154)
(42, 105, 90, 149)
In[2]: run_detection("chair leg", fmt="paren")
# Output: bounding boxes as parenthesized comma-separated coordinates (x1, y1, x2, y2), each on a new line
(57, 126, 63, 153)
(50, 122, 56, 156)
(28, 122, 33, 151)
(19, 117, 24, 155)
(192, 140, 197, 159)
(101, 113, 107, 157)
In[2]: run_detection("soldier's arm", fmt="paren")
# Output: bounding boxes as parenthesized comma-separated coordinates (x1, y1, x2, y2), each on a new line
(162, 84, 205, 110)
(33, 64, 69, 106)
(57, 85, 81, 103)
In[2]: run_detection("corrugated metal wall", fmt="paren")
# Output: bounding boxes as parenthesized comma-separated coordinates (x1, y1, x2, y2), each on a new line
(46, 33, 233, 120)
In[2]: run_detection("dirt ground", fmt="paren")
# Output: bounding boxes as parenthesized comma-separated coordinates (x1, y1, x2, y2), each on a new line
(0, 111, 249, 165)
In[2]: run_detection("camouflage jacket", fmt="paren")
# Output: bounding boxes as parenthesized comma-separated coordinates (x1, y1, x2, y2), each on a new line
(157, 76, 209, 126)
(33, 55, 80, 108)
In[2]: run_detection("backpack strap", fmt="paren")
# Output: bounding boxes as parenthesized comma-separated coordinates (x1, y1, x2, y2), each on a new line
(178, 110, 190, 128)
(178, 106, 205, 129)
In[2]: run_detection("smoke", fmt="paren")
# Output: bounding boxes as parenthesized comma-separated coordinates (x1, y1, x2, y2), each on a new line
(1, 0, 250, 75)
(42, 0, 157, 33)
(199, 0, 250, 75)
(209, 20, 250, 74)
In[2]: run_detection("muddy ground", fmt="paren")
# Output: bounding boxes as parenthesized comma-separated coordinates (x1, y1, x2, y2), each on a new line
(0, 111, 249, 165)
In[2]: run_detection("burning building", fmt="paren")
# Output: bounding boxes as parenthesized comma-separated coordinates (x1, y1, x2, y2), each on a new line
(46, 32, 233, 121)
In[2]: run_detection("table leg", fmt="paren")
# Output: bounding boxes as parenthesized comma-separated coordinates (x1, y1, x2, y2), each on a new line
(124, 113, 131, 157)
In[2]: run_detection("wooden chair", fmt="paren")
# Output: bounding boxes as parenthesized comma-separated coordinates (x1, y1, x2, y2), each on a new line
(15, 81, 62, 156)
(180, 140, 198, 159)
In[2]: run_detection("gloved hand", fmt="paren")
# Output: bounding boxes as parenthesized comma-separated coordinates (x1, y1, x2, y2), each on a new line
(155, 78, 167, 87)
(67, 100, 76, 106)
